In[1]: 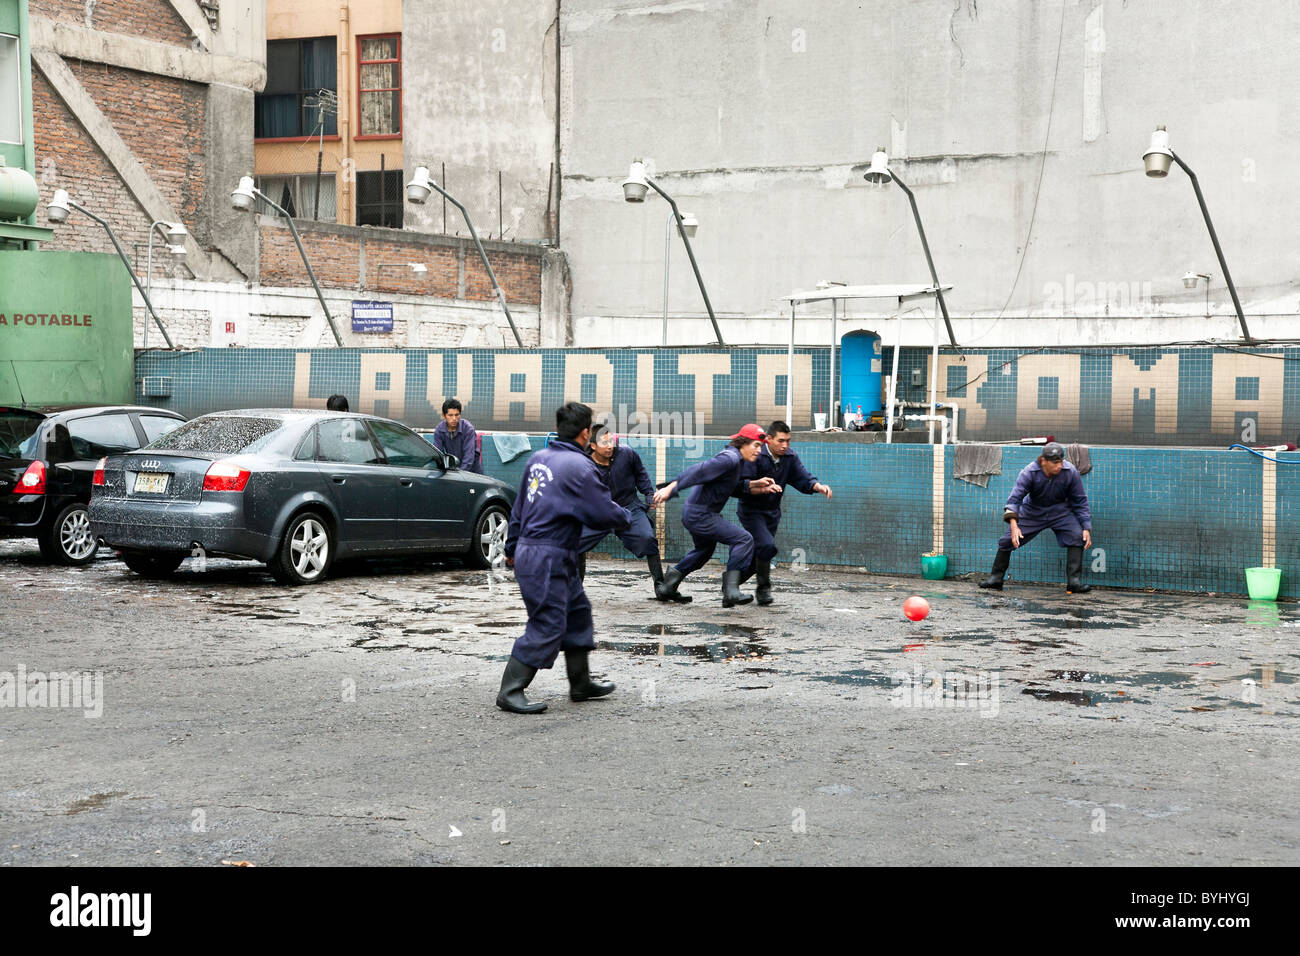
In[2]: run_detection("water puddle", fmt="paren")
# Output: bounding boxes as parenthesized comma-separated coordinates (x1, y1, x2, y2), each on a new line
(599, 638, 772, 662)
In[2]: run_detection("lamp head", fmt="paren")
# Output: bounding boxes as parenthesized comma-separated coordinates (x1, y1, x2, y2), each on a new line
(46, 189, 71, 224)
(165, 222, 188, 242)
(167, 243, 187, 259)
(864, 147, 892, 185)
(411, 263, 428, 274)
(678, 212, 699, 238)
(405, 166, 433, 204)
(622, 160, 649, 203)
(1182, 271, 1199, 290)
(1143, 125, 1174, 178)
(231, 176, 257, 211)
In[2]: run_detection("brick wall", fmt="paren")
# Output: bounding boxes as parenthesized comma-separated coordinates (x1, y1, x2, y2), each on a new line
(258, 221, 545, 307)
(67, 62, 207, 242)
(29, 0, 194, 47)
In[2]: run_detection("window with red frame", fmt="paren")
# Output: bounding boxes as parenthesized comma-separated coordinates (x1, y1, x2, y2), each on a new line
(359, 35, 400, 137)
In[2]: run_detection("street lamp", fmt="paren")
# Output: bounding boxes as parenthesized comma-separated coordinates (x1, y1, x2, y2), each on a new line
(45, 189, 175, 348)
(622, 160, 724, 346)
(1143, 126, 1251, 341)
(144, 221, 187, 348)
(1182, 271, 1213, 318)
(230, 175, 344, 347)
(863, 148, 957, 347)
(661, 210, 699, 346)
(404, 166, 523, 347)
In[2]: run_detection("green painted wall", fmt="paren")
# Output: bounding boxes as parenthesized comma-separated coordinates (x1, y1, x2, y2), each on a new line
(1, 0, 36, 191)
(0, 251, 134, 406)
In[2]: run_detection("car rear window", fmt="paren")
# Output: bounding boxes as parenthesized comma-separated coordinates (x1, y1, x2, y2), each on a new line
(146, 416, 282, 455)
(0, 411, 43, 459)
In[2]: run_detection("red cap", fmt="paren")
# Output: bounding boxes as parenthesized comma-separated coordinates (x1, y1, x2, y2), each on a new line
(730, 424, 768, 443)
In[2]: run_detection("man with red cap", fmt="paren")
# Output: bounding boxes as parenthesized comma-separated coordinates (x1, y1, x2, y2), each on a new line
(652, 424, 778, 607)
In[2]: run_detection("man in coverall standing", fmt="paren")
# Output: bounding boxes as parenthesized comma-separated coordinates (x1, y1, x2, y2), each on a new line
(978, 441, 1093, 594)
(736, 421, 833, 605)
(497, 403, 632, 714)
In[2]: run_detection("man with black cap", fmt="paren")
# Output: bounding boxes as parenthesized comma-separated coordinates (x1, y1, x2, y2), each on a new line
(496, 402, 632, 714)
(979, 441, 1093, 594)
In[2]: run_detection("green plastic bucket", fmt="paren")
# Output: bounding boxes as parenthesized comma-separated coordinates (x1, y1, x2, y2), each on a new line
(1244, 567, 1281, 601)
(921, 554, 948, 580)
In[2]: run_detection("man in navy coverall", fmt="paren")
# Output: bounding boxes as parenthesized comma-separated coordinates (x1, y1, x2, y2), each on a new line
(736, 421, 833, 605)
(496, 403, 631, 714)
(652, 424, 779, 607)
(978, 441, 1093, 594)
(576, 425, 689, 601)
(431, 398, 482, 474)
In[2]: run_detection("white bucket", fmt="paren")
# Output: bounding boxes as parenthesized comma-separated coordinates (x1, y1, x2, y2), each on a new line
(814, 413, 827, 430)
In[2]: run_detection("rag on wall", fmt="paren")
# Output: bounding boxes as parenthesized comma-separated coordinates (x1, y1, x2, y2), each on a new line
(953, 443, 1003, 488)
(1067, 443, 1092, 475)
(492, 432, 534, 464)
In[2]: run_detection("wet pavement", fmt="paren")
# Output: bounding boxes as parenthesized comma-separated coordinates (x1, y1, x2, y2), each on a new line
(1, 540, 1297, 866)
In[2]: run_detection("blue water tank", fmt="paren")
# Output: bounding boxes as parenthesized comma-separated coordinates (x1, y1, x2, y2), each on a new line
(839, 331, 883, 417)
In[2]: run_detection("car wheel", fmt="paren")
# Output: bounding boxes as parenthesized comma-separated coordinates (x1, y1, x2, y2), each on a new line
(271, 511, 333, 585)
(40, 502, 100, 566)
(119, 550, 185, 578)
(466, 503, 509, 569)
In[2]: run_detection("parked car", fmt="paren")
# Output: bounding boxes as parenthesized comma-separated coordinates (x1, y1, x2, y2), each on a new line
(1, 404, 186, 565)
(89, 409, 516, 585)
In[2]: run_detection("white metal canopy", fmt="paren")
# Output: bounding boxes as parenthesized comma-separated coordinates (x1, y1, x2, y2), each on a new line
(780, 283, 954, 441)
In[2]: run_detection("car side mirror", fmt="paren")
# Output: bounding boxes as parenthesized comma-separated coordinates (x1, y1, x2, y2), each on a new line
(48, 423, 75, 462)
(445, 454, 460, 470)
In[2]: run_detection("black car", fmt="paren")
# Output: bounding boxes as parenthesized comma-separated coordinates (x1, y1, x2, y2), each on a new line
(89, 409, 516, 585)
(0, 405, 186, 565)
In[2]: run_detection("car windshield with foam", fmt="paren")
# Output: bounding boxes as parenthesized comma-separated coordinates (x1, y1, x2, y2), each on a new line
(144, 416, 283, 456)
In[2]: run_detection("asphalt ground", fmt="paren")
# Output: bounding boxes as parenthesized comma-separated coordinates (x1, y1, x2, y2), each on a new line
(1, 540, 1296, 866)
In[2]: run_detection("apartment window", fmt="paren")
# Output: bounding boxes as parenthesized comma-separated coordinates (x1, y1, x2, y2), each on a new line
(255, 174, 337, 223)
(358, 35, 400, 137)
(0, 34, 20, 145)
(255, 37, 337, 139)
(356, 169, 403, 228)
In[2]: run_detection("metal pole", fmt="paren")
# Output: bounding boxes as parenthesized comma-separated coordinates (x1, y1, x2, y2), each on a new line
(829, 299, 837, 428)
(144, 222, 159, 349)
(786, 304, 795, 426)
(252, 189, 345, 347)
(420, 179, 524, 347)
(891, 172, 957, 347)
(928, 297, 939, 444)
(662, 210, 673, 347)
(646, 177, 724, 346)
(1171, 150, 1251, 342)
(72, 202, 173, 349)
(886, 311, 902, 444)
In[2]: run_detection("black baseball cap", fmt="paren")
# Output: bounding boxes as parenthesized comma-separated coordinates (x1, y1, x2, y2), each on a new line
(1041, 441, 1066, 461)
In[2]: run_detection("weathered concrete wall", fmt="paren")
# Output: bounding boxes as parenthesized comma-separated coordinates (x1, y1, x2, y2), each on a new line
(557, 0, 1300, 332)
(401, 0, 558, 243)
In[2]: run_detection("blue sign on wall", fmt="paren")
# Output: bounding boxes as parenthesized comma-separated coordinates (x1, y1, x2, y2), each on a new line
(351, 301, 394, 333)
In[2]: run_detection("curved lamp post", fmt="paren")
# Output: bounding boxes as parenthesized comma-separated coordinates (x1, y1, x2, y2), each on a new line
(231, 176, 344, 347)
(1143, 126, 1251, 342)
(46, 189, 174, 349)
(863, 148, 957, 347)
(404, 166, 523, 347)
(661, 210, 699, 346)
(622, 160, 724, 346)
(144, 221, 186, 348)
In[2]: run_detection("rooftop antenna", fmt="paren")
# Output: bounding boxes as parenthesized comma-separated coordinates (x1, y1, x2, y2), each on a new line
(302, 89, 338, 221)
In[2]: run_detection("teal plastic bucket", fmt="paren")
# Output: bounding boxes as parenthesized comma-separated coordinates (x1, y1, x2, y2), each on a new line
(921, 554, 947, 580)
(1244, 567, 1281, 601)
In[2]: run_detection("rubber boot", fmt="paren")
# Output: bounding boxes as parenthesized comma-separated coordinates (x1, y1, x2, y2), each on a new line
(647, 553, 664, 585)
(722, 568, 753, 608)
(1066, 546, 1092, 594)
(655, 567, 692, 602)
(978, 550, 1011, 590)
(566, 648, 615, 702)
(495, 655, 547, 714)
(646, 554, 690, 602)
(754, 558, 774, 606)
(578, 552, 586, 580)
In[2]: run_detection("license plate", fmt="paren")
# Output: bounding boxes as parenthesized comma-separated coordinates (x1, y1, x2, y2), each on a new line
(134, 472, 170, 494)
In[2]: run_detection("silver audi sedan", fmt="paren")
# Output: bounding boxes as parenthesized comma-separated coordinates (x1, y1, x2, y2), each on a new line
(89, 409, 515, 584)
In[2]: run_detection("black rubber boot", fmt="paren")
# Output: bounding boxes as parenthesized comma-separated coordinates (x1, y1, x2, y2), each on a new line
(578, 552, 586, 580)
(647, 553, 664, 584)
(1066, 546, 1092, 594)
(722, 569, 753, 607)
(655, 567, 692, 603)
(495, 655, 547, 714)
(978, 550, 1011, 590)
(754, 558, 774, 606)
(566, 648, 615, 702)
